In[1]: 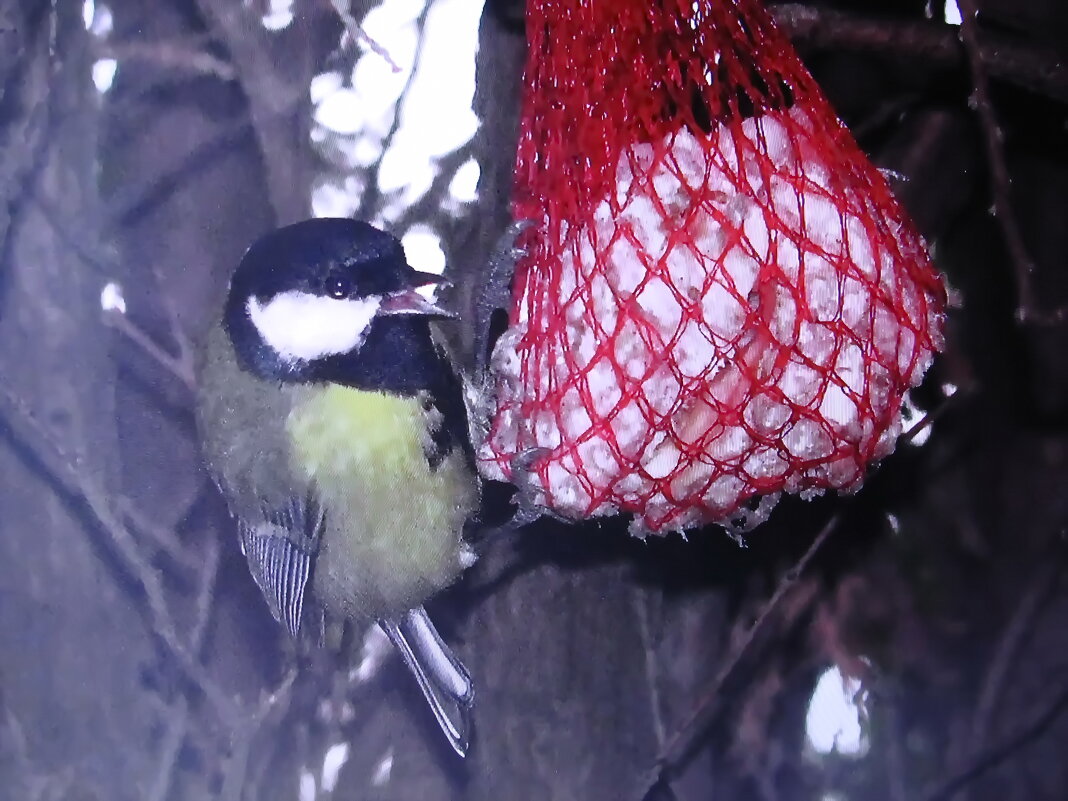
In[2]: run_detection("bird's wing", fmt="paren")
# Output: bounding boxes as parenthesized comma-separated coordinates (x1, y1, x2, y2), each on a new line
(238, 489, 325, 638)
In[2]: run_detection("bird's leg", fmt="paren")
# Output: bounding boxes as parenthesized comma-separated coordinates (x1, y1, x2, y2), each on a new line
(472, 447, 566, 544)
(511, 446, 576, 525)
(506, 446, 563, 524)
(379, 606, 474, 758)
(474, 219, 535, 383)
(462, 219, 535, 460)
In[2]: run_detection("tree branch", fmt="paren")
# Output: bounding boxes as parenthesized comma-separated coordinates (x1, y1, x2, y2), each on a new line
(355, 0, 435, 223)
(922, 680, 1068, 801)
(147, 532, 222, 801)
(0, 382, 237, 723)
(99, 40, 237, 82)
(955, 0, 1058, 325)
(192, 0, 312, 224)
(327, 0, 402, 73)
(771, 4, 1068, 104)
(119, 494, 202, 575)
(639, 515, 839, 796)
(968, 557, 1061, 757)
(220, 667, 299, 801)
(104, 309, 197, 394)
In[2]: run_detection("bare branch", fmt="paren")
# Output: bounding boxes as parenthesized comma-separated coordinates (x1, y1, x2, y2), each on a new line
(922, 680, 1068, 801)
(356, 0, 435, 222)
(328, 0, 402, 73)
(771, 4, 1068, 104)
(31, 186, 199, 402)
(0, 382, 237, 722)
(969, 558, 1061, 751)
(191, 531, 223, 651)
(147, 702, 191, 801)
(641, 515, 839, 793)
(118, 495, 202, 574)
(105, 116, 261, 227)
(0, 6, 55, 256)
(103, 309, 197, 393)
(147, 533, 222, 801)
(955, 0, 1059, 326)
(192, 0, 311, 224)
(99, 40, 237, 82)
(899, 385, 971, 447)
(220, 667, 299, 801)
(391, 141, 476, 233)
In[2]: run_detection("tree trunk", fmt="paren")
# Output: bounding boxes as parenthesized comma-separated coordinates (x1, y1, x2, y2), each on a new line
(0, 4, 158, 798)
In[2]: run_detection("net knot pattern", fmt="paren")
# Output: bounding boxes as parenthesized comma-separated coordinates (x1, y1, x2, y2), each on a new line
(479, 0, 946, 535)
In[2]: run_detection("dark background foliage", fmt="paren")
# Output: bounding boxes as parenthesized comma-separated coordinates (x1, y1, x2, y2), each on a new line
(0, 0, 1066, 799)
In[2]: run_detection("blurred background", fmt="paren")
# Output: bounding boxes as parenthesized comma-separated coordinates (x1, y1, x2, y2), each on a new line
(0, 0, 1066, 799)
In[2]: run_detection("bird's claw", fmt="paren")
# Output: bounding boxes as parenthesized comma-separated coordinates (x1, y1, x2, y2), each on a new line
(474, 219, 538, 382)
(504, 447, 569, 527)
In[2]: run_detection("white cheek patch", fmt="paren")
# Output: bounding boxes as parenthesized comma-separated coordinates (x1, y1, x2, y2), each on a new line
(247, 291, 381, 363)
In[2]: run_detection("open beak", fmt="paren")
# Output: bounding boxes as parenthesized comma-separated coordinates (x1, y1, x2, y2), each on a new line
(410, 270, 451, 289)
(380, 284, 458, 319)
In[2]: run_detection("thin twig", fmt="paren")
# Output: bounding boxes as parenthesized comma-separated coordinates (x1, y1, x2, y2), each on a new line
(30, 190, 114, 277)
(104, 115, 260, 227)
(192, 0, 310, 223)
(118, 495, 201, 574)
(0, 382, 236, 722)
(328, 0, 402, 73)
(104, 309, 197, 392)
(99, 40, 236, 81)
(771, 4, 1068, 104)
(147, 533, 222, 801)
(191, 532, 222, 650)
(146, 702, 190, 801)
(968, 558, 1061, 760)
(391, 141, 477, 233)
(220, 667, 299, 801)
(884, 690, 909, 801)
(355, 0, 434, 222)
(33, 189, 199, 396)
(140, 206, 197, 384)
(899, 386, 971, 448)
(632, 588, 668, 749)
(955, 0, 1059, 326)
(921, 680, 1068, 801)
(645, 515, 839, 790)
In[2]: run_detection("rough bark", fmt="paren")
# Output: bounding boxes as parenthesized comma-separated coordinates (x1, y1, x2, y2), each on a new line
(0, 4, 157, 799)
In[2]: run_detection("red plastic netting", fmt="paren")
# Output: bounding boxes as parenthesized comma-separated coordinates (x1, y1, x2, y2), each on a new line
(478, 0, 946, 535)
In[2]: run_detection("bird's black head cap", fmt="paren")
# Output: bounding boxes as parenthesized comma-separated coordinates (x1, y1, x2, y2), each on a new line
(230, 218, 420, 303)
(224, 218, 451, 393)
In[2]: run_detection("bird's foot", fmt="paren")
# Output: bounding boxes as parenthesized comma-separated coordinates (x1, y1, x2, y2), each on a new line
(474, 219, 536, 382)
(503, 447, 571, 529)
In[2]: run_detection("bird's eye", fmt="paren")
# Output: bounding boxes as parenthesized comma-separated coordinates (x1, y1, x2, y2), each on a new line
(325, 274, 351, 299)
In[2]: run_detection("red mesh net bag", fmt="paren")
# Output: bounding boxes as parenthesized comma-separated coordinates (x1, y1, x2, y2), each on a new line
(478, 0, 946, 535)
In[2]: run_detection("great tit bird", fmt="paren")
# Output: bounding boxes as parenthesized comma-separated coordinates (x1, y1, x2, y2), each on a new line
(195, 218, 478, 756)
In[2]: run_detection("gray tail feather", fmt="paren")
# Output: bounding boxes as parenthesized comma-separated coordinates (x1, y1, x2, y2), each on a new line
(379, 606, 474, 758)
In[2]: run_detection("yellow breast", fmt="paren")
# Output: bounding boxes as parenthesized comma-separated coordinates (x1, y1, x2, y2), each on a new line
(286, 384, 476, 619)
